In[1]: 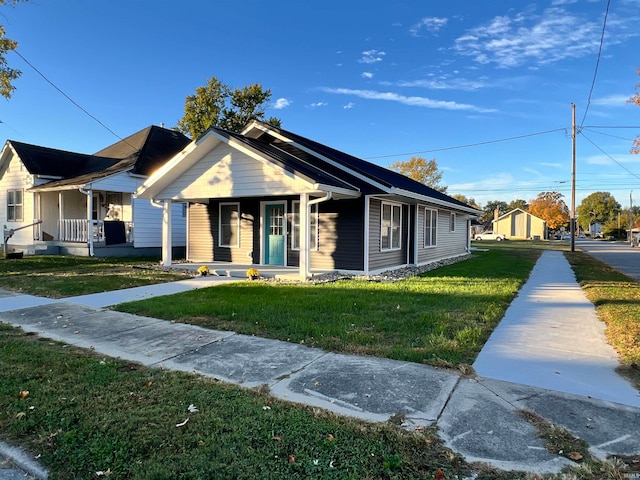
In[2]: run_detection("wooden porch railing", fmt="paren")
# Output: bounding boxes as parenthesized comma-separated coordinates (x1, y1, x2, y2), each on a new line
(57, 220, 133, 243)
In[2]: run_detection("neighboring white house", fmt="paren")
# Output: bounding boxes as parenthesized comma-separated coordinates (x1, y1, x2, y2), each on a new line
(1, 125, 191, 256)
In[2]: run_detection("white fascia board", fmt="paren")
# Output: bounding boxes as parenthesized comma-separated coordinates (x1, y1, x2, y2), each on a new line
(313, 184, 361, 197)
(245, 123, 391, 193)
(390, 187, 482, 215)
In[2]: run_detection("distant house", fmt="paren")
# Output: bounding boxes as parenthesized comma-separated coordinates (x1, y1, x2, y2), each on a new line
(136, 121, 481, 279)
(0, 125, 190, 256)
(493, 208, 547, 240)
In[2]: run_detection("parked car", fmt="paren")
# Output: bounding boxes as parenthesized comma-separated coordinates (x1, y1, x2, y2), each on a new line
(474, 231, 507, 241)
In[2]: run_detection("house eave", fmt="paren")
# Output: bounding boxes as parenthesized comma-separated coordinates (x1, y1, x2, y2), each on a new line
(390, 187, 482, 215)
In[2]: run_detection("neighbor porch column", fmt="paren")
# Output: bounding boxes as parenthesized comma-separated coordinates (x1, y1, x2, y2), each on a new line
(162, 200, 172, 267)
(299, 193, 309, 281)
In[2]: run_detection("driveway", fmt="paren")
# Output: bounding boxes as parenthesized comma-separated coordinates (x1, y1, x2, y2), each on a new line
(575, 238, 640, 282)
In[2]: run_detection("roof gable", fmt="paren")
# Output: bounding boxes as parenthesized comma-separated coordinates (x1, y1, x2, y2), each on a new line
(495, 208, 545, 222)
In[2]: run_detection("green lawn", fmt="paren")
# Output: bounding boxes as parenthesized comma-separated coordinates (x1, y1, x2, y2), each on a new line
(115, 247, 539, 368)
(2, 244, 639, 478)
(0, 255, 190, 298)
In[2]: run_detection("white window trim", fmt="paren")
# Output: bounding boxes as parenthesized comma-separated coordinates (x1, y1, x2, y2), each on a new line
(450, 212, 456, 232)
(7, 188, 24, 222)
(291, 201, 319, 251)
(423, 207, 438, 248)
(380, 201, 402, 252)
(219, 202, 240, 248)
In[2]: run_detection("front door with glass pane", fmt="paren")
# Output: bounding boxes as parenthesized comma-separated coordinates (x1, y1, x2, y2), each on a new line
(264, 204, 285, 265)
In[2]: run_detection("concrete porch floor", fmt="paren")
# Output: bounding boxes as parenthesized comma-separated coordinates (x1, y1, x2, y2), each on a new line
(170, 262, 336, 281)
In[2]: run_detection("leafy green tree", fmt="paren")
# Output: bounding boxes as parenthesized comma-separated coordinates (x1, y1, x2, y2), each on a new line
(389, 156, 447, 193)
(481, 200, 508, 225)
(576, 192, 620, 231)
(176, 76, 281, 138)
(528, 191, 569, 230)
(508, 199, 529, 211)
(0, 0, 24, 99)
(451, 194, 480, 210)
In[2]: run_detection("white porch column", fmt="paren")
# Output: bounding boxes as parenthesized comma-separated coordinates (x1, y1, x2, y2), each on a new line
(162, 200, 173, 267)
(299, 193, 309, 280)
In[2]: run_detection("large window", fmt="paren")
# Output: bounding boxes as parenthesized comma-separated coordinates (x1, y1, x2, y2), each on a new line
(424, 208, 437, 247)
(7, 189, 23, 221)
(381, 202, 401, 251)
(292, 201, 319, 250)
(219, 202, 240, 247)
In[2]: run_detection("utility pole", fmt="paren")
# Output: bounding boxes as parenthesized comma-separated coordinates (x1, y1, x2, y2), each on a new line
(631, 191, 634, 245)
(570, 103, 576, 252)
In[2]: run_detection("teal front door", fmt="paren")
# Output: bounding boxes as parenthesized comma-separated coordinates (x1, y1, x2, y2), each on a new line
(265, 204, 285, 265)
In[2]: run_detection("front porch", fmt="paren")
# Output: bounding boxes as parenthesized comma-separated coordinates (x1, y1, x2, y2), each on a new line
(171, 262, 336, 281)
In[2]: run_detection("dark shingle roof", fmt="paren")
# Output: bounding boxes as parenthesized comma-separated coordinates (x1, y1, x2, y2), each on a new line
(8, 125, 191, 189)
(252, 123, 473, 209)
(8, 141, 120, 178)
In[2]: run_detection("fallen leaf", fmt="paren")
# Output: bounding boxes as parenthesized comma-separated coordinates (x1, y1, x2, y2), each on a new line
(272, 435, 283, 442)
(19, 390, 29, 399)
(569, 452, 583, 461)
(415, 426, 425, 432)
(188, 404, 198, 413)
(146, 381, 153, 387)
(288, 455, 296, 464)
(262, 406, 271, 411)
(435, 469, 445, 480)
(175, 418, 189, 427)
(327, 434, 335, 441)
(15, 412, 26, 419)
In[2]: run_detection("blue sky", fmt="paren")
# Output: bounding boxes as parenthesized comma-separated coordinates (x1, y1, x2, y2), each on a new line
(1, 0, 639, 207)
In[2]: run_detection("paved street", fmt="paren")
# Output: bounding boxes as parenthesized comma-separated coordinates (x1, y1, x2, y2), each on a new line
(575, 238, 640, 282)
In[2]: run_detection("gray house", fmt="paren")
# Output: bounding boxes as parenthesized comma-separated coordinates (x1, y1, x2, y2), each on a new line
(136, 121, 480, 279)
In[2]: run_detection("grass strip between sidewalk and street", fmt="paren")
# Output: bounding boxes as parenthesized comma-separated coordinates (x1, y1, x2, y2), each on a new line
(114, 247, 540, 369)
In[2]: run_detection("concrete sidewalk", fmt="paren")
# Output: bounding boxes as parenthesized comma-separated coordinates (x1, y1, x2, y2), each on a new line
(1, 251, 640, 475)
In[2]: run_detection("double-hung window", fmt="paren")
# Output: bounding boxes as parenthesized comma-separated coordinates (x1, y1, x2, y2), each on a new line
(381, 202, 401, 250)
(219, 202, 240, 247)
(7, 189, 23, 221)
(424, 208, 437, 247)
(292, 201, 318, 250)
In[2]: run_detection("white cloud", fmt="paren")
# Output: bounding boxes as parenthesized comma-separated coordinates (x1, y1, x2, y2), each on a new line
(454, 7, 605, 68)
(359, 50, 386, 64)
(591, 94, 633, 106)
(386, 78, 487, 91)
(410, 17, 448, 36)
(343, 102, 355, 109)
(361, 72, 374, 79)
(320, 87, 496, 113)
(310, 102, 328, 108)
(273, 98, 291, 110)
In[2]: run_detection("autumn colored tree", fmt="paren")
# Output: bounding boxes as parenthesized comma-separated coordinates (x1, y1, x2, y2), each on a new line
(576, 191, 620, 231)
(176, 76, 281, 138)
(528, 192, 570, 230)
(0, 0, 25, 99)
(388, 156, 447, 193)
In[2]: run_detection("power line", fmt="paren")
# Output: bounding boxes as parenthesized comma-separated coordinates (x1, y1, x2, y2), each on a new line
(12, 49, 137, 150)
(582, 127, 635, 142)
(364, 128, 567, 159)
(579, 0, 611, 128)
(581, 132, 640, 182)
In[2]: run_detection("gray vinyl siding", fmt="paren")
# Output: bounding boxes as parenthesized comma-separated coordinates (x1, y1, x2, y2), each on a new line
(286, 197, 364, 271)
(367, 198, 408, 272)
(187, 203, 214, 262)
(417, 206, 468, 264)
(188, 199, 260, 264)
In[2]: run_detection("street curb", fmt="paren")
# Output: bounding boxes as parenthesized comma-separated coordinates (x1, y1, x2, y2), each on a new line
(0, 441, 48, 479)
